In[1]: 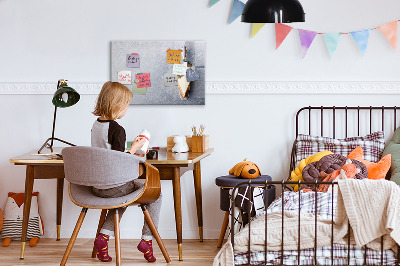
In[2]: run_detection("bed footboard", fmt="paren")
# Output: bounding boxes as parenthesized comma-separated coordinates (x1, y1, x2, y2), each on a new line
(230, 180, 400, 266)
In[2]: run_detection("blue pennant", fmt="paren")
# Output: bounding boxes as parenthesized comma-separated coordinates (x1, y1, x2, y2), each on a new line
(229, 0, 245, 23)
(351, 29, 371, 55)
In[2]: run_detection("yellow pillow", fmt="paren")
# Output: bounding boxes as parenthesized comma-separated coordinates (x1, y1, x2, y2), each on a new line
(290, 150, 333, 191)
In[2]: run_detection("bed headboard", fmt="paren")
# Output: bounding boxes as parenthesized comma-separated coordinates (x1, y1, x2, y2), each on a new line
(290, 106, 400, 179)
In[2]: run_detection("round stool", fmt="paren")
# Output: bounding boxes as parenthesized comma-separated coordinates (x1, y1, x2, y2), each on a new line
(215, 175, 275, 248)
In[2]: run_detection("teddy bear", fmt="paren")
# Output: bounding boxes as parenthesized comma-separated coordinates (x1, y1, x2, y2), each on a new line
(1, 192, 43, 247)
(172, 135, 189, 153)
(229, 159, 261, 179)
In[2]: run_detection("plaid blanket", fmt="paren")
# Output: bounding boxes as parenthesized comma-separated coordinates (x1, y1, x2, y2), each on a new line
(234, 191, 397, 265)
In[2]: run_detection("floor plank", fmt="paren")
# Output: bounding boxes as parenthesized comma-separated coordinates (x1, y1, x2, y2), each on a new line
(0, 239, 221, 265)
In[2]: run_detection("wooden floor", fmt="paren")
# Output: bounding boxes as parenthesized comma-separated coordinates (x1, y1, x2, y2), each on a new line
(0, 239, 221, 265)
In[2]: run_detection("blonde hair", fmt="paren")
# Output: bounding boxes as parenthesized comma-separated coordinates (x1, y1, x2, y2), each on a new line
(93, 82, 133, 120)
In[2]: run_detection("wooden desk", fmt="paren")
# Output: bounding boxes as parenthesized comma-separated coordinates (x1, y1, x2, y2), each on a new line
(10, 147, 213, 261)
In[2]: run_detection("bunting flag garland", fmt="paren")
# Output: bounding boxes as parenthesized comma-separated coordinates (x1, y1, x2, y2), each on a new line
(298, 30, 317, 58)
(378, 21, 398, 50)
(208, 6, 400, 57)
(209, 0, 220, 8)
(251, 23, 266, 38)
(275, 23, 293, 49)
(351, 29, 370, 55)
(229, 0, 245, 24)
(323, 33, 341, 58)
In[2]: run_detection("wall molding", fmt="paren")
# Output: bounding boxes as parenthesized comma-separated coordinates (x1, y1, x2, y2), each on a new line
(1, 81, 400, 95)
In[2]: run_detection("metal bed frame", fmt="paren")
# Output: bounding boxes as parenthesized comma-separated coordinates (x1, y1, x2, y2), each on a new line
(230, 106, 400, 266)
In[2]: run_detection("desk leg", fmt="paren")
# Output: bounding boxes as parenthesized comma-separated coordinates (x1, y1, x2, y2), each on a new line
(172, 167, 183, 261)
(20, 165, 35, 259)
(193, 161, 203, 242)
(56, 178, 64, 241)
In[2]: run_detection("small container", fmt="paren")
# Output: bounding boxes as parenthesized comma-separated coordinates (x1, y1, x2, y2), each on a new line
(146, 150, 158, 160)
(135, 129, 150, 154)
(191, 135, 209, 153)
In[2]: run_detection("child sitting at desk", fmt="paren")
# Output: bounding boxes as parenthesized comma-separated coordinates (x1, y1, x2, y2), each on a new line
(91, 81, 162, 263)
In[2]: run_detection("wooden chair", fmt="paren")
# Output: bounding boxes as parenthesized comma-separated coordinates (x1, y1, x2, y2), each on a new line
(60, 146, 171, 265)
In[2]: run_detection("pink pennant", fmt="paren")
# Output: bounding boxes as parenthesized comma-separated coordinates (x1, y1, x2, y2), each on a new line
(378, 21, 398, 50)
(298, 29, 317, 58)
(275, 24, 293, 49)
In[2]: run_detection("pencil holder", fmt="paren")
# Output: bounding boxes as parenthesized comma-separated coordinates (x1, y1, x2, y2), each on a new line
(191, 135, 209, 153)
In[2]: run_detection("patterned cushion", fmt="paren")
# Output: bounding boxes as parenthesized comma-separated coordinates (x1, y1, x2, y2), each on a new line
(295, 131, 385, 166)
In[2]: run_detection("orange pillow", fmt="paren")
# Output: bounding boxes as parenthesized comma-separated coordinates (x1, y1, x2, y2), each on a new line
(347, 146, 391, 180)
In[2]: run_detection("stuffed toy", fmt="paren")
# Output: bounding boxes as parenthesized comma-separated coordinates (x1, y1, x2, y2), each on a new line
(1, 192, 44, 247)
(348, 146, 391, 180)
(289, 150, 333, 191)
(229, 159, 261, 179)
(172, 135, 189, 153)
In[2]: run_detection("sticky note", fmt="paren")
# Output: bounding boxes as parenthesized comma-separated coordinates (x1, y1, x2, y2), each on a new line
(136, 73, 151, 88)
(126, 53, 140, 68)
(172, 62, 187, 76)
(118, 70, 132, 84)
(186, 66, 200, 82)
(167, 49, 182, 64)
(132, 83, 147, 94)
(164, 73, 178, 87)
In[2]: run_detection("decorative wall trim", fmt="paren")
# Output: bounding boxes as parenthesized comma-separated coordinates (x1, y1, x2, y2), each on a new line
(1, 81, 400, 95)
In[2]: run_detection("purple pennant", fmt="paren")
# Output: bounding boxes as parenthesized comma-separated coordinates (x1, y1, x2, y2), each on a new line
(298, 29, 317, 58)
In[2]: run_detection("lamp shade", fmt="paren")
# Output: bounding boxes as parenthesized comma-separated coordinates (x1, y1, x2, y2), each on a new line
(52, 84, 80, 108)
(241, 0, 305, 23)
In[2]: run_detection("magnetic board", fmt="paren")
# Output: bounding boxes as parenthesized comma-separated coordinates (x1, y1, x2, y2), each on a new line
(111, 40, 206, 105)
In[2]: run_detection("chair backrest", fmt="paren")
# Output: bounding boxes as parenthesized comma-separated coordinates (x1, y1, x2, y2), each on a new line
(62, 146, 145, 187)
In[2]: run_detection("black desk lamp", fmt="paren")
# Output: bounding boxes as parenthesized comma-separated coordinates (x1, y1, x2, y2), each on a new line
(38, 79, 80, 154)
(241, 0, 305, 23)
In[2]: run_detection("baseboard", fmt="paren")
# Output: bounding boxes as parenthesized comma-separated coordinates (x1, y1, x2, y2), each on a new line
(1, 81, 400, 95)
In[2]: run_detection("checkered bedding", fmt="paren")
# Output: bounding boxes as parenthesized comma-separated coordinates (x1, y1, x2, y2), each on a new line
(294, 131, 385, 166)
(234, 191, 398, 265)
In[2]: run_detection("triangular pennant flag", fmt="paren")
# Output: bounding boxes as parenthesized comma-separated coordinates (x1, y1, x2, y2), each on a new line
(209, 0, 220, 7)
(351, 29, 370, 55)
(229, 0, 245, 24)
(275, 23, 293, 49)
(378, 21, 398, 50)
(323, 33, 341, 58)
(298, 29, 317, 58)
(251, 23, 266, 38)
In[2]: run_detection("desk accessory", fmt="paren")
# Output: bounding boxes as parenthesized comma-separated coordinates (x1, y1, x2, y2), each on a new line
(172, 135, 189, 153)
(146, 150, 158, 160)
(38, 79, 80, 154)
(191, 135, 209, 153)
(167, 136, 192, 151)
(190, 125, 209, 152)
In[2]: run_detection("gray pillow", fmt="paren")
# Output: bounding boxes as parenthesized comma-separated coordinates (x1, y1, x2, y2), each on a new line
(382, 126, 400, 184)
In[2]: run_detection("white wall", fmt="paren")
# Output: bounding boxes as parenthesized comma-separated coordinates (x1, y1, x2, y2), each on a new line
(1, 0, 400, 239)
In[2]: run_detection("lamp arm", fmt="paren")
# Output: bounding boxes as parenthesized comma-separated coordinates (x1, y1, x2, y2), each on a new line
(50, 105, 57, 148)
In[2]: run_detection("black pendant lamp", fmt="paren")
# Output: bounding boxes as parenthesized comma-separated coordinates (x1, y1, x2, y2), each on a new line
(242, 0, 305, 23)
